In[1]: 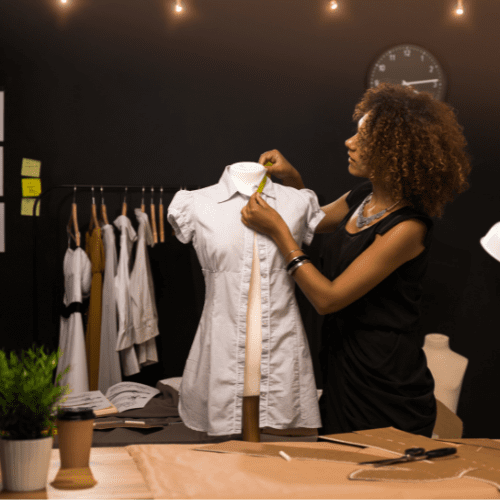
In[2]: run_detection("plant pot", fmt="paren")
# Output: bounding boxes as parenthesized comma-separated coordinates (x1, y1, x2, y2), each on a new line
(0, 435, 54, 492)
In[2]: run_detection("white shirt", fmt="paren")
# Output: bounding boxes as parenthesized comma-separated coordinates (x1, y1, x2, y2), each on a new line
(130, 209, 159, 368)
(57, 248, 91, 395)
(167, 165, 325, 436)
(98, 224, 122, 393)
(114, 215, 140, 376)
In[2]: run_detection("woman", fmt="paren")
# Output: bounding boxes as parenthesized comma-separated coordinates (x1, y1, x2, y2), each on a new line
(241, 83, 471, 437)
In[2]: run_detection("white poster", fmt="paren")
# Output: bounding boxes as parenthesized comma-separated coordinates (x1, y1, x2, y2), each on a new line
(0, 146, 3, 197)
(0, 90, 4, 142)
(0, 203, 4, 253)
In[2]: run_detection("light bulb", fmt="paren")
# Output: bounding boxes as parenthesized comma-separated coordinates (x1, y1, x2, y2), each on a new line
(455, 1, 464, 15)
(175, 1, 183, 13)
(330, 1, 338, 9)
(61, 0, 68, 4)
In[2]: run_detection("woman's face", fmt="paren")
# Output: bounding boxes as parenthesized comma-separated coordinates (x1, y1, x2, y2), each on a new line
(345, 113, 371, 178)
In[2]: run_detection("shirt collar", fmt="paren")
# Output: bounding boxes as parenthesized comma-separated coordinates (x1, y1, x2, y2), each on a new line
(214, 164, 277, 203)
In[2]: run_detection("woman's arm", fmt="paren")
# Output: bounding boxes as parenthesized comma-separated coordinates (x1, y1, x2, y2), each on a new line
(258, 150, 350, 233)
(242, 192, 427, 315)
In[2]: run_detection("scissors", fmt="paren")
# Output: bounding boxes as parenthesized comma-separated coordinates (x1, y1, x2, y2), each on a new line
(359, 446, 457, 467)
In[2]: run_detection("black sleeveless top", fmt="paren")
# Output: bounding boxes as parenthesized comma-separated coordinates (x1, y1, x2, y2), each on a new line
(319, 181, 437, 437)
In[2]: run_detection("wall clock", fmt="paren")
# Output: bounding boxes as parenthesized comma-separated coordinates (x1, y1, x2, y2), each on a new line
(367, 44, 447, 101)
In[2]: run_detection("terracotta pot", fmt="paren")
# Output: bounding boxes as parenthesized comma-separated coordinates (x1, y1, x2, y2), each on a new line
(0, 435, 53, 492)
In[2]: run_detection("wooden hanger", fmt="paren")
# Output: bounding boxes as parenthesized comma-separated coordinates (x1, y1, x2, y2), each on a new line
(99, 186, 109, 226)
(159, 187, 165, 243)
(88, 186, 100, 234)
(150, 187, 158, 244)
(67, 187, 81, 247)
(122, 187, 128, 216)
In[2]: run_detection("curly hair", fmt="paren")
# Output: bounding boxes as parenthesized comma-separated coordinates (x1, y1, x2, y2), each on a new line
(353, 83, 471, 217)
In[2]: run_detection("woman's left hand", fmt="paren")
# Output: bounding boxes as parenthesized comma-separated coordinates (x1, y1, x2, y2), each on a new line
(241, 192, 286, 239)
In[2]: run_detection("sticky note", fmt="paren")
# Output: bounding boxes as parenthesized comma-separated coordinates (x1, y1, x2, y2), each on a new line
(21, 198, 40, 216)
(21, 158, 42, 177)
(264, 162, 273, 167)
(22, 178, 42, 197)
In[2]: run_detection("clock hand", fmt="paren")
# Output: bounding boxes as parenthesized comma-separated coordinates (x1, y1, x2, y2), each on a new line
(402, 79, 439, 86)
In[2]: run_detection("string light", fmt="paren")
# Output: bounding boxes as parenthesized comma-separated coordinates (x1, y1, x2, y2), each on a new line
(329, 1, 338, 10)
(175, 0, 184, 14)
(455, 0, 464, 15)
(60, 0, 68, 4)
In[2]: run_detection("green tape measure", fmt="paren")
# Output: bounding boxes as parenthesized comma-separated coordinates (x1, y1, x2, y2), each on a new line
(257, 161, 273, 193)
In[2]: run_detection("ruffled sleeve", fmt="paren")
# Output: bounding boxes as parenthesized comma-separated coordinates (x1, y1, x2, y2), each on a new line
(298, 189, 326, 246)
(167, 189, 195, 244)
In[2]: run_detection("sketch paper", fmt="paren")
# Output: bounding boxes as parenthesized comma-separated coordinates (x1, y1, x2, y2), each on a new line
(0, 146, 3, 197)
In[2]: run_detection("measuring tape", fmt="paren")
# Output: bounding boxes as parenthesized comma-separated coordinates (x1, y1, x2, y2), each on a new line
(257, 161, 273, 193)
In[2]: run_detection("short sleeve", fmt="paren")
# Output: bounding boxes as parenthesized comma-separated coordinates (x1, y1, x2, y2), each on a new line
(345, 180, 372, 209)
(167, 190, 195, 244)
(297, 189, 326, 246)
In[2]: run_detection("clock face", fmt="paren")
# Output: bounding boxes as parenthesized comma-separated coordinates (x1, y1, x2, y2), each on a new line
(367, 44, 447, 101)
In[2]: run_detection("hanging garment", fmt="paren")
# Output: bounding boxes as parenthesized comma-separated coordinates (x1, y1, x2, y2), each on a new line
(98, 224, 122, 394)
(167, 165, 325, 436)
(85, 226, 105, 391)
(114, 215, 140, 376)
(56, 247, 91, 395)
(130, 208, 159, 368)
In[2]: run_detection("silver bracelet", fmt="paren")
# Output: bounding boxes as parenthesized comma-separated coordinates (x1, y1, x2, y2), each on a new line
(284, 248, 303, 260)
(288, 259, 311, 276)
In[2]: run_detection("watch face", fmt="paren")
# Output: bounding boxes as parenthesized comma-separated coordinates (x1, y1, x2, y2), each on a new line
(367, 44, 447, 101)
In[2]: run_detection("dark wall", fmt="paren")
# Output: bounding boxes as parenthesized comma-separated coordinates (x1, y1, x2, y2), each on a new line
(1, 0, 499, 437)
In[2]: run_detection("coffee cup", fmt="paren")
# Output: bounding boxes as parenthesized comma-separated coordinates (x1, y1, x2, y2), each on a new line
(56, 407, 95, 469)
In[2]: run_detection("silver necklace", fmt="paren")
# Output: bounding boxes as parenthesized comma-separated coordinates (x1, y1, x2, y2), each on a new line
(356, 193, 402, 228)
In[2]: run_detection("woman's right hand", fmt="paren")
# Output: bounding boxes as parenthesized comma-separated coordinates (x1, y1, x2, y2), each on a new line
(258, 150, 305, 189)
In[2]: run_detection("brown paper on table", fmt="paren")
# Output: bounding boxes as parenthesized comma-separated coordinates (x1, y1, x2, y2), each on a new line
(194, 440, 387, 464)
(125, 440, 500, 499)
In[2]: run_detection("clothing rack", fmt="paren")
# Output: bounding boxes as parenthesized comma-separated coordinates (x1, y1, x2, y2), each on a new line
(32, 184, 200, 344)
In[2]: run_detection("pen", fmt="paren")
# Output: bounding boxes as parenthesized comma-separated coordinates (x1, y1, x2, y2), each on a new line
(279, 451, 292, 462)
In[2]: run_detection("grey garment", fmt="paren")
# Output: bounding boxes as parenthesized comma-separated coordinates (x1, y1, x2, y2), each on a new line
(53, 382, 319, 448)
(167, 165, 326, 436)
(98, 224, 122, 394)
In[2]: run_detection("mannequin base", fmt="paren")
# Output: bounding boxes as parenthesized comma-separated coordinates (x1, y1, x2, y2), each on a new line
(242, 395, 260, 442)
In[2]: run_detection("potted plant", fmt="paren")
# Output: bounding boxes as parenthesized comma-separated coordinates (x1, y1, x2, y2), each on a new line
(0, 344, 70, 492)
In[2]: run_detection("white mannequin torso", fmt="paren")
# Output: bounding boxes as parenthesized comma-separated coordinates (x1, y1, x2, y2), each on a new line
(229, 162, 266, 397)
(423, 333, 468, 414)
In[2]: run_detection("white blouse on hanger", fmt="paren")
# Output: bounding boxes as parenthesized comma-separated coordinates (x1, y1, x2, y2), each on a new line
(98, 223, 122, 393)
(114, 215, 140, 376)
(57, 247, 91, 395)
(130, 208, 159, 368)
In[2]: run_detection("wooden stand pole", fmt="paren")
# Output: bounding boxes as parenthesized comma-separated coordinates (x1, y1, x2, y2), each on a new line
(242, 395, 260, 442)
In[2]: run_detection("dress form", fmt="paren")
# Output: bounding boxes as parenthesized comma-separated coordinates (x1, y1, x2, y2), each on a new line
(229, 162, 266, 441)
(423, 333, 468, 414)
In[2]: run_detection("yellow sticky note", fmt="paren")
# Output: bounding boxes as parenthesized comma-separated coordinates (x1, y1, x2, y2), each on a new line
(22, 178, 42, 197)
(21, 198, 41, 216)
(264, 162, 273, 167)
(21, 158, 42, 177)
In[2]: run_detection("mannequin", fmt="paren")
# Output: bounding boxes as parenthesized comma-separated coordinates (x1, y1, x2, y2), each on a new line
(229, 162, 267, 441)
(423, 333, 468, 414)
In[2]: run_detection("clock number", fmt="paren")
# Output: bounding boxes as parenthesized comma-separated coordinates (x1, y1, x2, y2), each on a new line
(374, 79, 380, 87)
(421, 55, 425, 62)
(434, 81, 438, 88)
(378, 64, 386, 72)
(429, 65, 434, 73)
(389, 54, 396, 61)
(404, 49, 411, 57)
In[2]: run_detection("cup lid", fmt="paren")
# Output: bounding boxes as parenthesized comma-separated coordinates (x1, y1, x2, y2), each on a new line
(57, 407, 96, 421)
